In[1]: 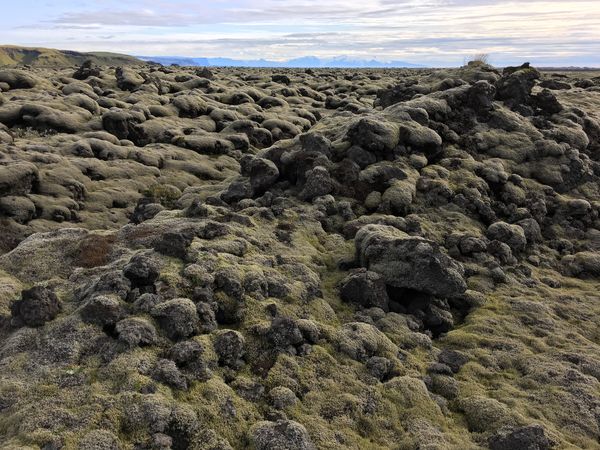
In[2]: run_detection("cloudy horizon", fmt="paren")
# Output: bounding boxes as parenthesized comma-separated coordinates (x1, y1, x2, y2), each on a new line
(2, 0, 600, 67)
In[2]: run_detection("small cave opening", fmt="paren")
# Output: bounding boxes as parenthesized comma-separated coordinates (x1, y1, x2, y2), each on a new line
(386, 285, 455, 338)
(102, 323, 118, 338)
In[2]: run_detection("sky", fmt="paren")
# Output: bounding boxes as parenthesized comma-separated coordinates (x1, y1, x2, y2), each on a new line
(1, 0, 599, 67)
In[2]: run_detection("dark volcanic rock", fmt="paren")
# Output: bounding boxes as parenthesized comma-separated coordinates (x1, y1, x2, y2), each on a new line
(347, 117, 399, 153)
(489, 425, 555, 450)
(495, 62, 540, 108)
(123, 254, 160, 288)
(11, 286, 61, 327)
(339, 268, 390, 311)
(151, 298, 200, 340)
(73, 60, 101, 80)
(214, 329, 245, 369)
(355, 224, 467, 298)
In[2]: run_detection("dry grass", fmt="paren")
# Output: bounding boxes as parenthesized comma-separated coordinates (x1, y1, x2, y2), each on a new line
(74, 234, 116, 268)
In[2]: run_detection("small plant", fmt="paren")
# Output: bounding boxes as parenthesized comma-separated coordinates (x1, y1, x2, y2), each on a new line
(465, 53, 491, 67)
(75, 234, 116, 268)
(11, 126, 57, 139)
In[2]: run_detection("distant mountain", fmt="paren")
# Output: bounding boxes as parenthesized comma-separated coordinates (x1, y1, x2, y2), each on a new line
(0, 46, 141, 67)
(138, 55, 423, 68)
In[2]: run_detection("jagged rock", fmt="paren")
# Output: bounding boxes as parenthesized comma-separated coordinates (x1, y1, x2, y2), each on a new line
(11, 286, 61, 327)
(73, 60, 101, 80)
(355, 224, 467, 297)
(123, 254, 160, 288)
(213, 330, 245, 369)
(339, 269, 390, 311)
(152, 358, 188, 390)
(495, 63, 540, 108)
(299, 166, 334, 201)
(80, 294, 126, 327)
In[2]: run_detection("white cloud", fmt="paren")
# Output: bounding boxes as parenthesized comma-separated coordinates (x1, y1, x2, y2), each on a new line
(4, 0, 600, 66)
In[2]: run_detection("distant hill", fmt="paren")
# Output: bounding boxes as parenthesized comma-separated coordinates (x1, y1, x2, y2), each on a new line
(138, 55, 424, 68)
(0, 45, 142, 67)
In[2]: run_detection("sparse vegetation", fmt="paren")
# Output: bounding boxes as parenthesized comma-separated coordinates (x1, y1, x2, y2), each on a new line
(0, 57, 599, 449)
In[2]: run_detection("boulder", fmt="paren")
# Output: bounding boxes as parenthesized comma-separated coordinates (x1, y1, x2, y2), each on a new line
(20, 103, 91, 133)
(0, 195, 36, 223)
(0, 69, 37, 89)
(11, 286, 61, 327)
(495, 63, 540, 107)
(299, 166, 334, 201)
(123, 254, 160, 288)
(115, 317, 157, 347)
(73, 60, 101, 80)
(168, 340, 204, 366)
(172, 94, 208, 118)
(248, 157, 280, 194)
(151, 298, 200, 340)
(175, 135, 235, 155)
(250, 420, 315, 450)
(489, 425, 555, 450)
(213, 329, 245, 369)
(195, 67, 214, 79)
(268, 387, 297, 409)
(102, 109, 145, 140)
(397, 121, 442, 157)
(562, 252, 600, 278)
(486, 221, 527, 253)
(115, 67, 144, 91)
(346, 117, 399, 153)
(152, 358, 188, 390)
(267, 316, 304, 350)
(355, 224, 466, 298)
(339, 269, 390, 311)
(80, 294, 126, 326)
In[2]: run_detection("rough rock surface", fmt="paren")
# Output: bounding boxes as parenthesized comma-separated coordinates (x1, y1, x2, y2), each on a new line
(0, 62, 599, 449)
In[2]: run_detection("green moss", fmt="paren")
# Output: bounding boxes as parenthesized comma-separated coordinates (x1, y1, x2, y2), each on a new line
(143, 183, 182, 208)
